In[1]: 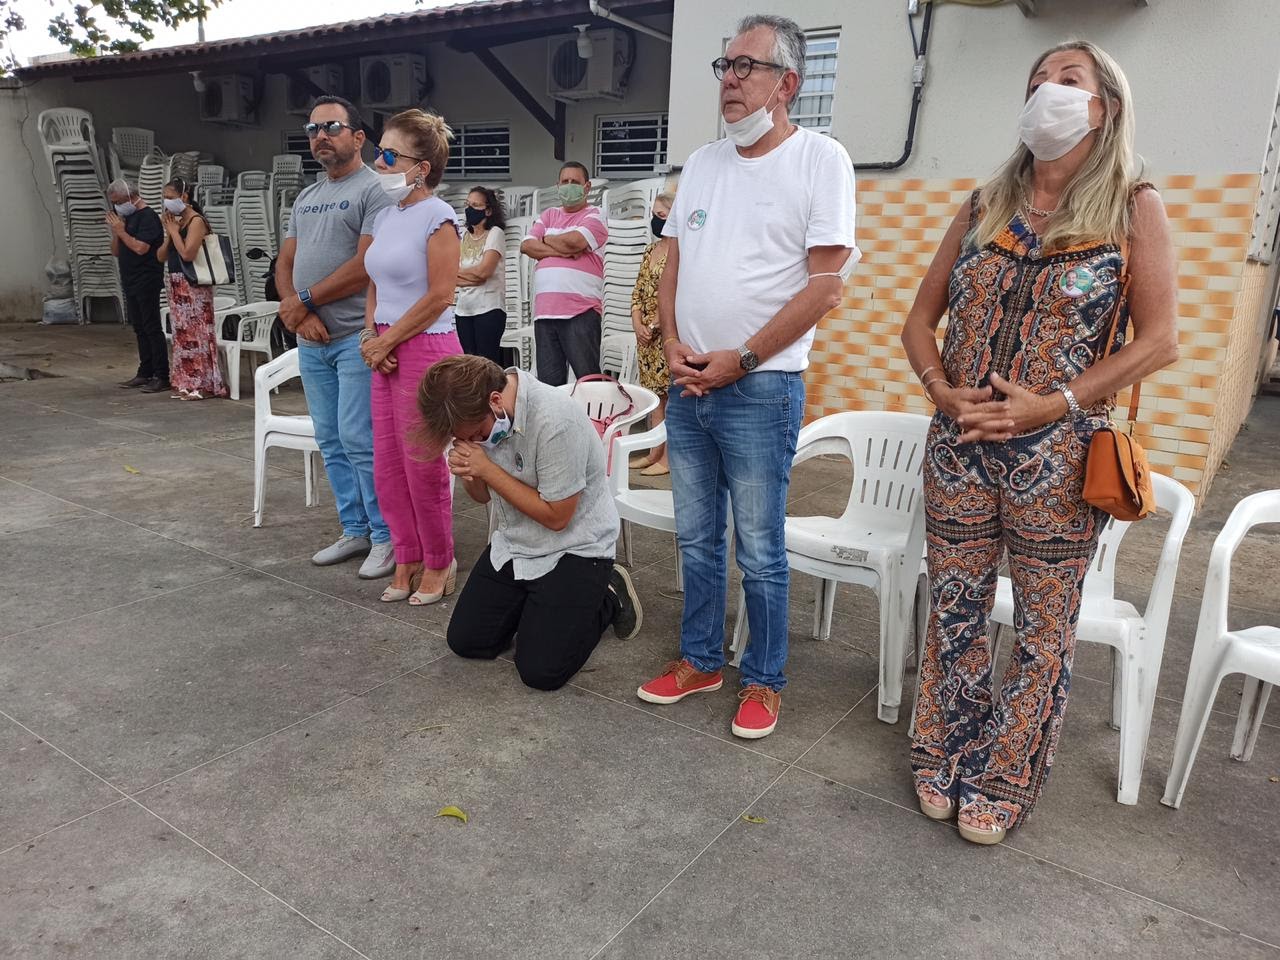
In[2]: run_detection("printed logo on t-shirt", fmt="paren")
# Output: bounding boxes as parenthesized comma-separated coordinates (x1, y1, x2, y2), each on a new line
(339, 200, 351, 210)
(687, 209, 707, 231)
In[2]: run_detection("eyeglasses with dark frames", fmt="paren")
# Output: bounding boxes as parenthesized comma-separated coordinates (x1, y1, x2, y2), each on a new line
(303, 120, 357, 139)
(711, 55, 787, 81)
(376, 146, 425, 166)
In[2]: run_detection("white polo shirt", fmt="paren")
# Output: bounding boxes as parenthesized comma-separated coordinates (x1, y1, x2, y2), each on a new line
(664, 128, 859, 373)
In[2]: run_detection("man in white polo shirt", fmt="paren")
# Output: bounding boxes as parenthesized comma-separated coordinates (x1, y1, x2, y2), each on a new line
(636, 14, 859, 739)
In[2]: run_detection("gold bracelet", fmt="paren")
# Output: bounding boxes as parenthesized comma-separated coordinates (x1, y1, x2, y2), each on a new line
(922, 377, 949, 400)
(662, 336, 679, 347)
(919, 364, 941, 383)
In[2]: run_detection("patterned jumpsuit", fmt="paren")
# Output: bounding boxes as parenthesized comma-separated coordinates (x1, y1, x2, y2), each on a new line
(910, 190, 1143, 830)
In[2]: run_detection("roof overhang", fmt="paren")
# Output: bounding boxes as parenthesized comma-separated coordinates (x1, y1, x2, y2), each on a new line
(16, 0, 673, 82)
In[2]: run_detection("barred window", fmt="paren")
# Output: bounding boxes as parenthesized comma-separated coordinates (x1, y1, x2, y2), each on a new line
(282, 131, 324, 177)
(793, 32, 839, 136)
(595, 113, 669, 178)
(446, 122, 512, 181)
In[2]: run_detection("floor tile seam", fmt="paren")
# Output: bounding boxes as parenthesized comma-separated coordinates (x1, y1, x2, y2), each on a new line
(130, 662, 442, 799)
(1068, 670, 1280, 731)
(584, 763, 796, 960)
(0, 568, 248, 643)
(0, 512, 96, 538)
(0, 797, 129, 857)
(781, 760, 1280, 951)
(0, 707, 133, 804)
(9, 396, 170, 441)
(784, 680, 881, 771)
(124, 796, 375, 960)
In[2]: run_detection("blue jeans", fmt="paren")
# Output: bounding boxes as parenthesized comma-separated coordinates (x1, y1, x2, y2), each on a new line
(667, 371, 803, 691)
(298, 335, 388, 544)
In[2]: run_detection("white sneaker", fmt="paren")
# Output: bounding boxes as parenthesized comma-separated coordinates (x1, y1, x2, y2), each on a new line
(312, 535, 371, 566)
(358, 542, 396, 579)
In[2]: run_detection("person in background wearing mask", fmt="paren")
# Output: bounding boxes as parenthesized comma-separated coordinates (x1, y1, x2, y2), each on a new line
(417, 354, 643, 691)
(275, 95, 395, 580)
(106, 178, 168, 393)
(637, 14, 859, 740)
(627, 190, 676, 476)
(362, 109, 463, 605)
(455, 186, 508, 365)
(904, 42, 1177, 845)
(520, 162, 608, 385)
(155, 177, 226, 400)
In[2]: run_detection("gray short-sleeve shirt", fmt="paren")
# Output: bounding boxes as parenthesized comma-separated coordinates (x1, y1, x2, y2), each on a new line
(286, 164, 391, 344)
(487, 370, 618, 580)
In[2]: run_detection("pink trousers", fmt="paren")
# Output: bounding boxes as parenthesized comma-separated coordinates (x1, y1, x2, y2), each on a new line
(371, 329, 462, 568)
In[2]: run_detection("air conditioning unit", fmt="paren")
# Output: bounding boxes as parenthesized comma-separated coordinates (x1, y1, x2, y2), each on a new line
(548, 28, 631, 102)
(200, 74, 256, 124)
(287, 64, 345, 116)
(360, 54, 426, 110)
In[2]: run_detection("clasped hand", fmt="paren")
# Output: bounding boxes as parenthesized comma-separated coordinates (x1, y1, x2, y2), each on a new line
(359, 333, 396, 374)
(936, 372, 1065, 443)
(665, 342, 743, 397)
(447, 440, 492, 481)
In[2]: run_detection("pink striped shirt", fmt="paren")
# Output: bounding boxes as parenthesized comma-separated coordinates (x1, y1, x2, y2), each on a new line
(530, 205, 608, 319)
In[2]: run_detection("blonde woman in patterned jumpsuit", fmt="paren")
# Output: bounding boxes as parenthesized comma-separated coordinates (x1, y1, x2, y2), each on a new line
(901, 42, 1179, 845)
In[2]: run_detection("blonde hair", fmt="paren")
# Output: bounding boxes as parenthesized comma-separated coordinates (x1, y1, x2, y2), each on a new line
(384, 109, 453, 189)
(973, 41, 1137, 252)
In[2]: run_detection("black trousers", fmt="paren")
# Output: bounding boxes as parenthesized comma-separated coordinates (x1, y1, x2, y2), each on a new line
(456, 309, 507, 365)
(125, 284, 167, 380)
(447, 545, 619, 691)
(534, 308, 601, 386)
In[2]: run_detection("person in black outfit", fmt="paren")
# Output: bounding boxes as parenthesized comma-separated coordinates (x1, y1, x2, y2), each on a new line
(106, 178, 168, 393)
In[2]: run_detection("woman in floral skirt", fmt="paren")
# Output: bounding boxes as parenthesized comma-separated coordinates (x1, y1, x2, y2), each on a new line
(628, 191, 675, 475)
(156, 177, 227, 400)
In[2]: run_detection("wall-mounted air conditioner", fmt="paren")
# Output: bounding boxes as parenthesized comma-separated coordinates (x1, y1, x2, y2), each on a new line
(287, 64, 345, 116)
(200, 74, 256, 124)
(548, 28, 631, 103)
(359, 54, 426, 110)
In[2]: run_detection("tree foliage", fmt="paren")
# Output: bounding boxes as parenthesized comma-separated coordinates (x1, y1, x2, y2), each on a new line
(1, 0, 221, 72)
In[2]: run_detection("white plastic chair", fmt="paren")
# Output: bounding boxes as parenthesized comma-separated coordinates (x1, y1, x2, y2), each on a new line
(609, 421, 691, 591)
(556, 380, 657, 477)
(252, 349, 322, 528)
(600, 332, 639, 383)
(988, 473, 1194, 805)
(217, 301, 280, 400)
(1162, 489, 1280, 809)
(731, 411, 931, 724)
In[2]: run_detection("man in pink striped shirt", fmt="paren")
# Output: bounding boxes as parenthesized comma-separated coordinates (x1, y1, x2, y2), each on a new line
(520, 162, 609, 385)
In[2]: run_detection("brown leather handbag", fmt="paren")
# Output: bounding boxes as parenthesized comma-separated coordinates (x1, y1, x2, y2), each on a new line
(1082, 241, 1156, 522)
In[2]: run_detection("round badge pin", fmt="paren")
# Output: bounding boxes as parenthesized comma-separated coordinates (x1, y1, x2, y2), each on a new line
(687, 209, 707, 231)
(1060, 264, 1095, 298)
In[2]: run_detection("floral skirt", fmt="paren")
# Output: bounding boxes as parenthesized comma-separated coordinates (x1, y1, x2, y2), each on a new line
(167, 272, 227, 397)
(636, 328, 669, 395)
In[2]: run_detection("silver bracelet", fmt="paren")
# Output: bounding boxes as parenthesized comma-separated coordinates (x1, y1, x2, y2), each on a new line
(359, 328, 376, 342)
(1061, 385, 1083, 419)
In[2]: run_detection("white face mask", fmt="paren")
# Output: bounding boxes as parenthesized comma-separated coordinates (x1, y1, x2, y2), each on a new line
(1018, 82, 1097, 161)
(723, 74, 784, 149)
(162, 198, 186, 215)
(378, 171, 413, 202)
(113, 202, 138, 217)
(480, 406, 512, 450)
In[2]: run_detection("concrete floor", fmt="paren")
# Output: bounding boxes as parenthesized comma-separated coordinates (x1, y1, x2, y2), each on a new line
(1, 320, 1278, 960)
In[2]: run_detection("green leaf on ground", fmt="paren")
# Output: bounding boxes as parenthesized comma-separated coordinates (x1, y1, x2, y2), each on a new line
(741, 814, 767, 824)
(436, 806, 468, 824)
(123, 465, 140, 474)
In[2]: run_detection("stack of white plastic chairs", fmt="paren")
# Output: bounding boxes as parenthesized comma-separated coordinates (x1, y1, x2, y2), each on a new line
(167, 151, 201, 190)
(108, 126, 153, 185)
(270, 155, 304, 246)
(500, 186, 537, 220)
(233, 171, 276, 303)
(37, 108, 124, 323)
(201, 203, 241, 305)
(604, 177, 665, 222)
(600, 218, 650, 368)
(136, 152, 167, 211)
(498, 215, 535, 371)
(195, 164, 229, 208)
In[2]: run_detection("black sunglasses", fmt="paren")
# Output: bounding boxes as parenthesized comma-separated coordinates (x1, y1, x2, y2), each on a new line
(376, 146, 425, 166)
(711, 55, 787, 81)
(303, 120, 357, 139)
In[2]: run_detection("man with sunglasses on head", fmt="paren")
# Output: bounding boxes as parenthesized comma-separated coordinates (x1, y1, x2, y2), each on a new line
(275, 95, 395, 578)
(636, 15, 859, 740)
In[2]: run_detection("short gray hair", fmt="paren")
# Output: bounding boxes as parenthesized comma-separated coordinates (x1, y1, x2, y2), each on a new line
(107, 178, 136, 199)
(735, 14, 807, 109)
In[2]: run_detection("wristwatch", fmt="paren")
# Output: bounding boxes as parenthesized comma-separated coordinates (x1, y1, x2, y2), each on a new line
(298, 287, 315, 309)
(736, 345, 761, 372)
(1061, 385, 1083, 419)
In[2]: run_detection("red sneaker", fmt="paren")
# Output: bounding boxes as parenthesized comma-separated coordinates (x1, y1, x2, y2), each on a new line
(637, 660, 723, 704)
(731, 685, 781, 739)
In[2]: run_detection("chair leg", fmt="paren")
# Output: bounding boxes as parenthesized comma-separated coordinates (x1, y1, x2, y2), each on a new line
(674, 541, 684, 593)
(1110, 646, 1123, 732)
(253, 438, 269, 527)
(227, 345, 241, 401)
(1114, 641, 1160, 805)
(811, 579, 824, 640)
(1231, 678, 1273, 762)
(730, 584, 747, 668)
(304, 450, 320, 507)
(1161, 658, 1227, 809)
(621, 519, 634, 567)
(876, 571, 908, 725)
(820, 579, 836, 642)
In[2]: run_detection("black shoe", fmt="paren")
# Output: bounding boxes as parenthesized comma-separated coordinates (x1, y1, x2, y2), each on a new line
(118, 375, 150, 388)
(608, 565, 643, 641)
(140, 377, 171, 394)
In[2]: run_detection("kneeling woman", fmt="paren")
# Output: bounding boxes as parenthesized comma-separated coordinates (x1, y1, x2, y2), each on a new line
(416, 355, 642, 690)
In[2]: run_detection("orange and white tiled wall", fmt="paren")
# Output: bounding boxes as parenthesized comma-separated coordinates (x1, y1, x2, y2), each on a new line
(808, 173, 1274, 504)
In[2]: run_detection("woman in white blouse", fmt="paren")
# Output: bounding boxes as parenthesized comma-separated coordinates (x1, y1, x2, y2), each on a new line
(454, 186, 507, 364)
